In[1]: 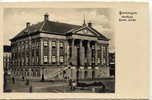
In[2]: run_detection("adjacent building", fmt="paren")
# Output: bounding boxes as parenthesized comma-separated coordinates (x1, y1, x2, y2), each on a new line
(10, 14, 110, 80)
(109, 52, 115, 76)
(3, 45, 11, 73)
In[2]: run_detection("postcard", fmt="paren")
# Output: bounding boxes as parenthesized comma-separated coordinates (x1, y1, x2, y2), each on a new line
(0, 2, 149, 99)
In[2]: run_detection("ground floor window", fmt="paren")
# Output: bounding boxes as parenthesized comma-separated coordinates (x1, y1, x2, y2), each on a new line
(52, 56, 56, 64)
(60, 56, 64, 64)
(44, 56, 48, 64)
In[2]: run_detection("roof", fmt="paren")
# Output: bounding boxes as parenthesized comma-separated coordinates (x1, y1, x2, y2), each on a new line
(10, 17, 108, 41)
(11, 20, 81, 41)
(3, 45, 11, 52)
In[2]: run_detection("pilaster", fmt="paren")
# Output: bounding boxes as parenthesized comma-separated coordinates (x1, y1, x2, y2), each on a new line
(57, 40, 60, 65)
(49, 40, 52, 64)
(40, 39, 43, 65)
(95, 42, 98, 66)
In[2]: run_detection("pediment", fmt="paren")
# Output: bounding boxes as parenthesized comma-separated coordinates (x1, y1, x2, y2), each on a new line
(74, 27, 97, 37)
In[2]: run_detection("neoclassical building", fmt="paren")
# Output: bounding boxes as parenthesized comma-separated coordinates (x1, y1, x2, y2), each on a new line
(10, 14, 110, 81)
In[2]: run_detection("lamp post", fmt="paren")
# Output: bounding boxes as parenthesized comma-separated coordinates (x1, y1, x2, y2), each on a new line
(41, 67, 45, 82)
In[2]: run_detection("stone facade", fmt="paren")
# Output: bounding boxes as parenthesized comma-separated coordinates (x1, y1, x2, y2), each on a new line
(10, 14, 110, 81)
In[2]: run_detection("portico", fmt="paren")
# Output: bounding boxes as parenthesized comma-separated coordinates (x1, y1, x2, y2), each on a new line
(66, 32, 109, 80)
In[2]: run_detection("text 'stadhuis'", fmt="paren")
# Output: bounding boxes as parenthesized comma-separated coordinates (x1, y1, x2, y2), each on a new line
(10, 14, 110, 80)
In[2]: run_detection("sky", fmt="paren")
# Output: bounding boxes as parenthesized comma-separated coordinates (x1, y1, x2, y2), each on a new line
(3, 8, 115, 52)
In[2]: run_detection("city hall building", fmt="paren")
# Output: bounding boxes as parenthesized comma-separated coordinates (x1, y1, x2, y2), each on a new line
(10, 14, 110, 81)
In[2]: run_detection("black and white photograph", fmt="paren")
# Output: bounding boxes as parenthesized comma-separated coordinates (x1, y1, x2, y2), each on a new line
(3, 8, 115, 93)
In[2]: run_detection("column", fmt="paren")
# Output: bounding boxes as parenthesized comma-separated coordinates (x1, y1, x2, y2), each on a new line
(65, 40, 69, 65)
(87, 41, 92, 67)
(30, 39, 32, 66)
(95, 42, 98, 66)
(80, 40, 84, 67)
(71, 39, 75, 65)
(49, 40, 52, 64)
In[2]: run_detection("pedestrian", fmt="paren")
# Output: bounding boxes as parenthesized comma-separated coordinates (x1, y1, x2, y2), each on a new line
(72, 81, 77, 91)
(29, 85, 32, 92)
(12, 77, 15, 84)
(25, 79, 29, 86)
(22, 76, 24, 81)
(69, 79, 72, 91)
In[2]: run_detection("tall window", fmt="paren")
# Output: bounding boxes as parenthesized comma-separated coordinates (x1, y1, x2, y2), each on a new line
(59, 42, 64, 64)
(97, 58, 100, 64)
(44, 56, 48, 64)
(92, 45, 95, 49)
(43, 40, 49, 64)
(52, 41, 57, 55)
(52, 41, 56, 47)
(60, 42, 64, 48)
(44, 41, 48, 46)
(59, 42, 64, 56)
(60, 56, 64, 64)
(97, 50, 101, 64)
(52, 56, 56, 64)
(102, 46, 106, 65)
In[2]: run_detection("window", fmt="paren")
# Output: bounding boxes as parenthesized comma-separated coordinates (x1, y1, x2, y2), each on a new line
(92, 45, 95, 49)
(60, 42, 64, 48)
(44, 56, 48, 63)
(26, 57, 28, 65)
(102, 46, 106, 65)
(52, 42, 57, 55)
(97, 58, 100, 64)
(43, 41, 48, 46)
(60, 56, 64, 63)
(52, 41, 56, 47)
(52, 56, 56, 63)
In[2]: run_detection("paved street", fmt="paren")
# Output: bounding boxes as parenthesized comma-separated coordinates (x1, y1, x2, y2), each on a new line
(4, 76, 115, 93)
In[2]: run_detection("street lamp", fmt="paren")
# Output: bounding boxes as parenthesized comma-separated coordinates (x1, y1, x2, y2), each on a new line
(41, 67, 45, 82)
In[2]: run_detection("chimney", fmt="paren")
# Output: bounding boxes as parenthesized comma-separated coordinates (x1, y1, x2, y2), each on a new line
(44, 13, 49, 21)
(26, 22, 30, 28)
(88, 22, 92, 27)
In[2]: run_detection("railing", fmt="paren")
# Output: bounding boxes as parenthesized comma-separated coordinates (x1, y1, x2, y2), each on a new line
(46, 67, 69, 80)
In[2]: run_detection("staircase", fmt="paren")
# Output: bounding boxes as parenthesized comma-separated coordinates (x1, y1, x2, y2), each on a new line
(44, 67, 70, 80)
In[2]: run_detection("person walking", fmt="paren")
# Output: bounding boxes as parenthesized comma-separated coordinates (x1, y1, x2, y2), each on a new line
(12, 77, 15, 84)
(72, 81, 77, 91)
(69, 79, 72, 91)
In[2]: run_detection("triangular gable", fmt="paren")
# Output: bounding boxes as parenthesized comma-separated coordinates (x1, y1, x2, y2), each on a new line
(66, 26, 109, 41)
(73, 27, 97, 37)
